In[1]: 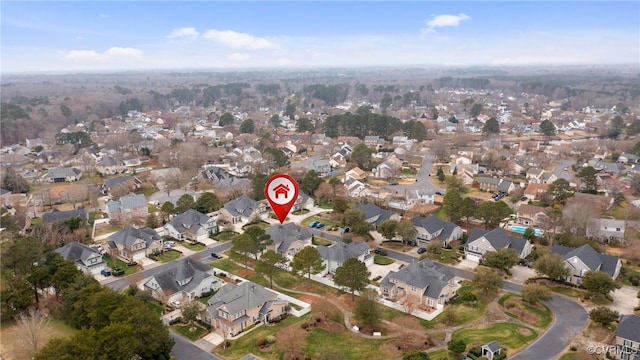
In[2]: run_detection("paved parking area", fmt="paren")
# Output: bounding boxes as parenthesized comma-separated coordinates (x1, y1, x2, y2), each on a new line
(454, 259, 479, 272)
(510, 265, 537, 284)
(369, 261, 406, 280)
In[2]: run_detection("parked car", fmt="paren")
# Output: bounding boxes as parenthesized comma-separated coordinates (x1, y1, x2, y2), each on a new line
(100, 269, 112, 277)
(111, 266, 125, 276)
(417, 247, 427, 254)
(374, 248, 387, 256)
(521, 196, 528, 201)
(340, 226, 351, 234)
(309, 220, 320, 228)
(435, 191, 445, 196)
(211, 252, 222, 259)
(315, 223, 325, 229)
(390, 182, 399, 185)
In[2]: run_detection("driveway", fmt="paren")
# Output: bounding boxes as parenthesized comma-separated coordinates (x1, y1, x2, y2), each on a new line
(510, 265, 537, 284)
(369, 261, 406, 281)
(454, 259, 479, 272)
(607, 285, 638, 314)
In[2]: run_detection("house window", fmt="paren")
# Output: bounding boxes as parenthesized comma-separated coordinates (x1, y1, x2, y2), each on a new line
(411, 286, 416, 292)
(427, 299, 432, 306)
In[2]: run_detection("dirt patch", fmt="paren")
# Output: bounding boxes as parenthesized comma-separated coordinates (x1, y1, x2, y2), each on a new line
(316, 318, 345, 333)
(518, 327, 533, 336)
(299, 294, 318, 304)
(503, 299, 541, 324)
(282, 351, 305, 360)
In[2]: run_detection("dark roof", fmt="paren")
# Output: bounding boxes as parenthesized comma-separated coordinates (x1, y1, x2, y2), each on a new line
(109, 226, 161, 247)
(103, 176, 134, 189)
(106, 193, 147, 213)
(201, 166, 232, 181)
(617, 314, 640, 343)
(0, 188, 10, 195)
(482, 341, 502, 353)
(468, 228, 529, 254)
(411, 215, 458, 240)
(381, 258, 455, 299)
(551, 244, 620, 276)
(355, 203, 394, 227)
(167, 209, 211, 235)
(317, 241, 370, 263)
(207, 281, 278, 316)
(55, 241, 101, 265)
(266, 223, 312, 253)
(151, 258, 215, 295)
(223, 195, 261, 218)
(42, 208, 88, 224)
(98, 156, 124, 166)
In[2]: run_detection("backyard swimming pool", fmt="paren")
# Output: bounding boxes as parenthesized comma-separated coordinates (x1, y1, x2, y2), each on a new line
(509, 225, 543, 236)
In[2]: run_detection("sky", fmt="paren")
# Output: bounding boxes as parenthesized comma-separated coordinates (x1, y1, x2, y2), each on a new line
(1, 1, 639, 73)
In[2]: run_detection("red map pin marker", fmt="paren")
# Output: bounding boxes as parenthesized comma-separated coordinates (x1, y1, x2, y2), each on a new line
(265, 174, 299, 224)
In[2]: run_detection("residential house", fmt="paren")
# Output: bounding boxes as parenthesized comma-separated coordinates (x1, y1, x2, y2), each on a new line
(526, 168, 546, 184)
(55, 241, 105, 276)
(199, 166, 233, 183)
(356, 203, 400, 228)
(311, 159, 331, 176)
(465, 228, 532, 262)
(614, 314, 640, 360)
(344, 167, 367, 182)
(381, 258, 459, 308)
(516, 204, 548, 227)
(100, 176, 142, 195)
(144, 258, 221, 304)
(219, 195, 267, 224)
(405, 189, 435, 206)
(481, 341, 503, 360)
(411, 215, 463, 247)
(105, 193, 148, 222)
(293, 192, 314, 212)
(457, 147, 474, 158)
(344, 179, 370, 198)
(542, 172, 558, 184)
(497, 179, 516, 194)
(164, 209, 217, 242)
(0, 188, 11, 206)
(317, 241, 373, 276)
(523, 183, 549, 200)
(96, 156, 126, 175)
(154, 191, 200, 207)
(105, 226, 163, 263)
(42, 208, 88, 225)
(478, 177, 500, 192)
(364, 135, 385, 149)
(594, 148, 609, 160)
(149, 167, 182, 186)
(202, 281, 288, 337)
(595, 161, 626, 175)
(618, 153, 639, 164)
(586, 218, 626, 243)
(456, 167, 475, 186)
(329, 153, 347, 168)
(372, 156, 403, 180)
(40, 167, 83, 183)
(568, 192, 614, 212)
(453, 155, 473, 166)
(265, 222, 312, 260)
(551, 244, 622, 284)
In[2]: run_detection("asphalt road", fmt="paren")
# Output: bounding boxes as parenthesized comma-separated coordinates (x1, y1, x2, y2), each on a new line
(384, 152, 445, 194)
(552, 159, 577, 181)
(170, 331, 223, 360)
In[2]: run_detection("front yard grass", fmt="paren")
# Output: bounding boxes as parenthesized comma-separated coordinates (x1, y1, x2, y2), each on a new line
(179, 241, 206, 251)
(422, 249, 461, 264)
(451, 322, 538, 351)
(242, 221, 270, 230)
(421, 285, 490, 329)
(173, 322, 208, 341)
(374, 255, 395, 265)
(213, 231, 238, 242)
(499, 293, 553, 328)
(301, 214, 338, 228)
(209, 258, 241, 274)
(312, 237, 333, 246)
(292, 209, 310, 215)
(94, 223, 122, 237)
(217, 313, 311, 359)
(103, 255, 138, 276)
(153, 249, 181, 263)
(304, 328, 389, 359)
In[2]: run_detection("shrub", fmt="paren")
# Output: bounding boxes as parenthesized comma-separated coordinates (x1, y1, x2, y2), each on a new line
(470, 346, 482, 357)
(570, 345, 577, 351)
(628, 275, 640, 286)
(265, 335, 276, 344)
(589, 307, 620, 326)
(256, 336, 266, 347)
(539, 237, 549, 246)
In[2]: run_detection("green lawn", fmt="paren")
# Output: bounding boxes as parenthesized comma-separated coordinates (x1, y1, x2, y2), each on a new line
(451, 323, 538, 351)
(213, 231, 238, 242)
(209, 258, 241, 274)
(103, 255, 138, 276)
(31, 217, 42, 226)
(173, 323, 208, 341)
(94, 223, 123, 236)
(179, 241, 206, 251)
(402, 168, 418, 175)
(427, 348, 454, 360)
(499, 293, 553, 328)
(304, 328, 388, 359)
(146, 301, 164, 317)
(421, 286, 490, 329)
(619, 265, 640, 287)
(217, 313, 311, 359)
(136, 186, 159, 197)
(301, 214, 338, 228)
(312, 237, 333, 246)
(292, 209, 310, 215)
(423, 249, 461, 264)
(154, 249, 182, 263)
(374, 255, 395, 265)
(242, 221, 270, 230)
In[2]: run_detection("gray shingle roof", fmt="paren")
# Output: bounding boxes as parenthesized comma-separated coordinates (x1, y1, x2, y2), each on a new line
(266, 223, 311, 253)
(103, 176, 135, 189)
(411, 215, 457, 240)
(483, 341, 502, 353)
(468, 228, 529, 254)
(201, 166, 232, 181)
(167, 209, 211, 235)
(45, 167, 82, 179)
(207, 281, 278, 316)
(55, 241, 101, 265)
(617, 314, 640, 343)
(0, 188, 10, 195)
(223, 195, 260, 217)
(98, 156, 124, 167)
(317, 241, 370, 263)
(381, 258, 455, 299)
(551, 244, 620, 277)
(355, 203, 394, 227)
(106, 193, 147, 213)
(42, 208, 87, 224)
(152, 258, 215, 295)
(108, 226, 161, 247)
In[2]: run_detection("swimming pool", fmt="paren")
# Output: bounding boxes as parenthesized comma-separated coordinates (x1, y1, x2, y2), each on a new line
(509, 225, 543, 236)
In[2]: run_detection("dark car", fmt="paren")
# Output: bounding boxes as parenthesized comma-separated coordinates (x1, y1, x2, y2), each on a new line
(100, 269, 112, 277)
(211, 252, 222, 260)
(374, 248, 388, 256)
(315, 223, 325, 229)
(417, 247, 427, 254)
(111, 267, 125, 276)
(521, 196, 527, 201)
(390, 182, 399, 185)
(435, 191, 445, 196)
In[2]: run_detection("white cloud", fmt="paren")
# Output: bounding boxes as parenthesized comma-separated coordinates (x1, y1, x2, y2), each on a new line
(167, 27, 199, 40)
(105, 47, 143, 57)
(65, 50, 103, 60)
(423, 13, 470, 34)
(203, 29, 278, 49)
(228, 53, 250, 61)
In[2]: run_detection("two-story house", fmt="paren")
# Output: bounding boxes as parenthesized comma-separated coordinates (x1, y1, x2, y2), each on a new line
(293, 192, 314, 212)
(219, 195, 268, 224)
(202, 281, 288, 337)
(344, 167, 367, 183)
(100, 176, 142, 196)
(526, 168, 546, 184)
(144, 258, 221, 304)
(551, 244, 621, 285)
(265, 223, 312, 260)
(311, 159, 332, 177)
(586, 218, 626, 243)
(164, 209, 217, 243)
(523, 183, 549, 201)
(105, 193, 148, 222)
(411, 215, 463, 247)
(55, 241, 105, 275)
(465, 228, 532, 262)
(105, 226, 164, 263)
(516, 204, 548, 227)
(614, 314, 640, 360)
(96, 156, 126, 175)
(381, 258, 459, 309)
(316, 241, 373, 276)
(356, 203, 400, 229)
(478, 177, 501, 192)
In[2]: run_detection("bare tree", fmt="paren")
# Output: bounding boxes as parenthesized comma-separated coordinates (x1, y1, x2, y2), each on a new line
(278, 324, 306, 357)
(431, 138, 450, 162)
(16, 307, 50, 354)
(400, 293, 419, 315)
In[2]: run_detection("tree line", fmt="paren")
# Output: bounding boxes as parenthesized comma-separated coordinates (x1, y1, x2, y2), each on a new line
(323, 111, 427, 141)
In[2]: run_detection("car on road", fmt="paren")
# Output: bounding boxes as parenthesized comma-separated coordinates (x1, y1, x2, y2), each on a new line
(417, 247, 427, 254)
(100, 269, 112, 277)
(211, 252, 222, 260)
(390, 182, 399, 185)
(374, 248, 387, 256)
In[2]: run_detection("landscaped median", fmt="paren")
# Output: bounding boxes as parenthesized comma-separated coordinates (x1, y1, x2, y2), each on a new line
(451, 322, 538, 355)
(498, 293, 553, 328)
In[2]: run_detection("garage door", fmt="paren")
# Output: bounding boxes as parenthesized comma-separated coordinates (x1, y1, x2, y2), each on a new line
(133, 252, 146, 261)
(466, 253, 482, 262)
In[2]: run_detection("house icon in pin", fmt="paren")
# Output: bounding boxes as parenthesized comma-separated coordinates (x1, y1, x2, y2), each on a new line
(273, 184, 290, 199)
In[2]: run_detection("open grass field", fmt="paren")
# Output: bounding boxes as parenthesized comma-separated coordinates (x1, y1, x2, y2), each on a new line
(173, 323, 208, 341)
(209, 258, 242, 274)
(0, 318, 78, 360)
(451, 322, 538, 351)
(304, 328, 389, 359)
(423, 249, 461, 264)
